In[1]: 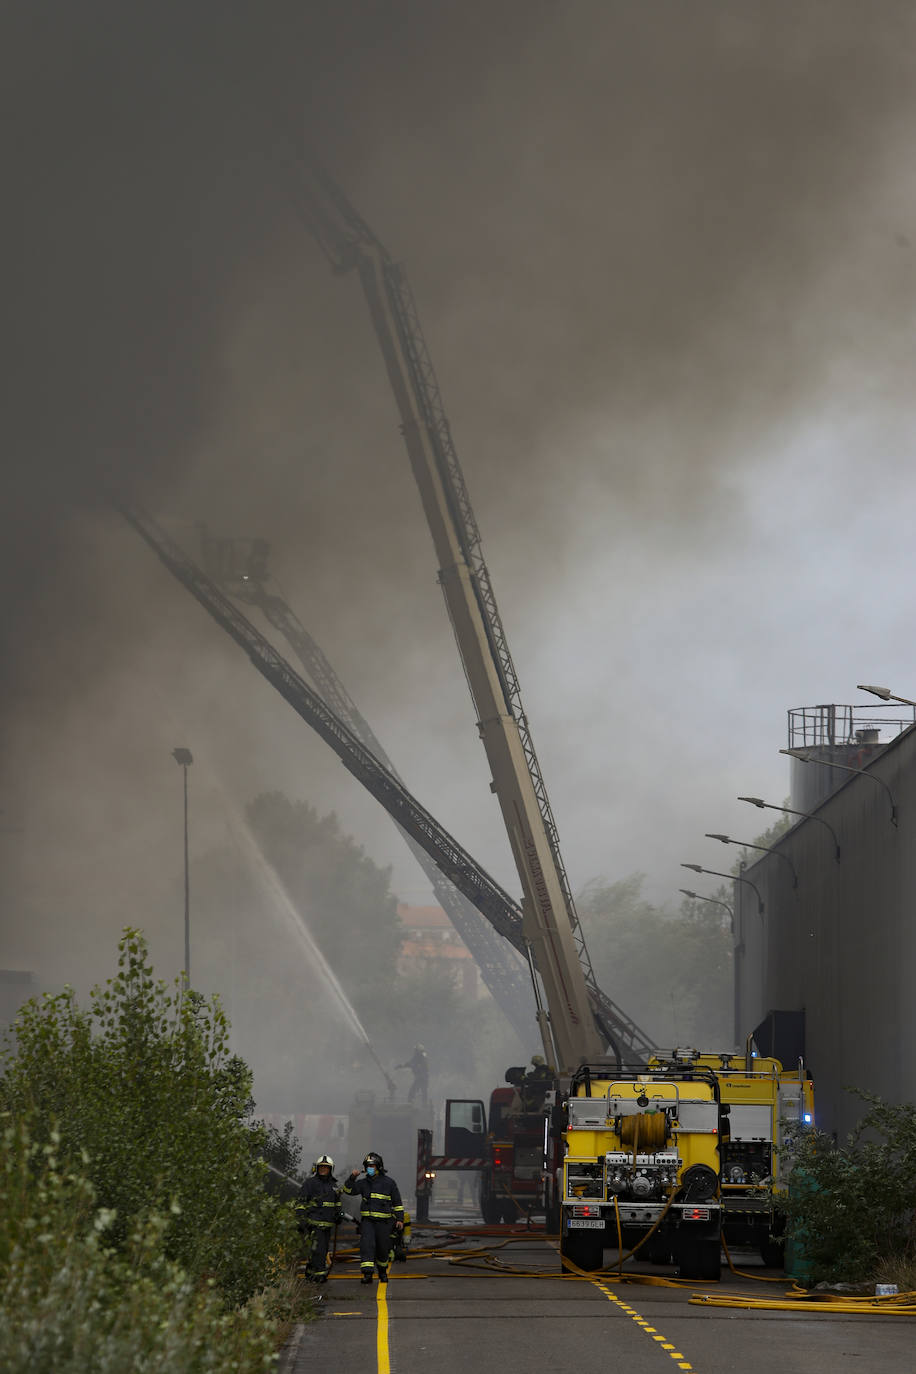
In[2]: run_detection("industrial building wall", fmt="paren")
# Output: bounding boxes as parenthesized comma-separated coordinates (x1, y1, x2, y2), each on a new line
(734, 726, 916, 1140)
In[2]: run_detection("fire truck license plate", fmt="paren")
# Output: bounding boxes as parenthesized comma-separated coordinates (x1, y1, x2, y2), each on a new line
(568, 1219, 604, 1229)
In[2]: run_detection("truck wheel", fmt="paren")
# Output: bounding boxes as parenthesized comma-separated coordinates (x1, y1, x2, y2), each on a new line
(560, 1228, 605, 1273)
(480, 1192, 502, 1225)
(698, 1238, 722, 1281)
(646, 1239, 673, 1266)
(677, 1234, 720, 1280)
(677, 1236, 698, 1280)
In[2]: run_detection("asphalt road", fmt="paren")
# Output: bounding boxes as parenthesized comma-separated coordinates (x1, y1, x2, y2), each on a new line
(281, 1223, 915, 1374)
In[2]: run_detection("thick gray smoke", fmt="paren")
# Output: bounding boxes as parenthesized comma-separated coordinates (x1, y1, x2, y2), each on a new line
(3, 2, 916, 1086)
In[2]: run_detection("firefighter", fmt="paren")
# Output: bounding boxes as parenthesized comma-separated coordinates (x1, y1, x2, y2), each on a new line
(343, 1152, 404, 1284)
(296, 1154, 342, 1284)
(521, 1054, 554, 1111)
(396, 1044, 429, 1105)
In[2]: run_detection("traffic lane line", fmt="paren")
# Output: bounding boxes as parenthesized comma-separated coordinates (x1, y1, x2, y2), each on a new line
(595, 1282, 697, 1371)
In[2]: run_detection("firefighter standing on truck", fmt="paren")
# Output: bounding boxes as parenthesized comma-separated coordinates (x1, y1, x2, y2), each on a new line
(343, 1152, 404, 1285)
(397, 1044, 429, 1105)
(296, 1154, 342, 1284)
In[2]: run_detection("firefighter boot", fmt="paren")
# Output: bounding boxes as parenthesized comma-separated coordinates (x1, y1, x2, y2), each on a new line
(377, 1267, 388, 1283)
(360, 1269, 374, 1285)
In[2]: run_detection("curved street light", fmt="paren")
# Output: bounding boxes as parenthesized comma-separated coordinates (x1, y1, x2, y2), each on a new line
(680, 863, 764, 917)
(780, 747, 898, 826)
(678, 888, 734, 931)
(704, 833, 798, 888)
(857, 683, 916, 709)
(738, 796, 840, 862)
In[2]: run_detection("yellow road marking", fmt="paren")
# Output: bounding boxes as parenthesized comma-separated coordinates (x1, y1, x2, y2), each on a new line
(376, 1283, 391, 1374)
(594, 1281, 697, 1370)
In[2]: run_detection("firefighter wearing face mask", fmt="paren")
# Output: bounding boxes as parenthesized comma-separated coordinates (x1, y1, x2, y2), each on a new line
(343, 1152, 404, 1285)
(296, 1154, 342, 1283)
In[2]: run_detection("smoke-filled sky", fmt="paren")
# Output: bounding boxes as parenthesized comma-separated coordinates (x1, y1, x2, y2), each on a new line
(4, 1, 916, 1041)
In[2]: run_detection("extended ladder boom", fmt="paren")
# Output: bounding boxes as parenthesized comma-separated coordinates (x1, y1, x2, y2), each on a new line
(199, 530, 535, 1046)
(293, 160, 604, 1069)
(123, 504, 656, 1061)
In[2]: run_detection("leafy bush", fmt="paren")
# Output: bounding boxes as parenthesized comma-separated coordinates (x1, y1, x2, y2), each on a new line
(0, 929, 297, 1305)
(781, 1091, 916, 1285)
(253, 1119, 303, 1184)
(0, 1116, 280, 1373)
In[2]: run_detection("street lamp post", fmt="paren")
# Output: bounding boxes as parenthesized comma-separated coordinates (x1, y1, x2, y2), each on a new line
(738, 796, 840, 862)
(172, 748, 193, 986)
(779, 747, 898, 826)
(704, 833, 799, 887)
(680, 863, 764, 917)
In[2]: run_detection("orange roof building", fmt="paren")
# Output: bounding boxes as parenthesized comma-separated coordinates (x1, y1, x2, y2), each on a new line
(397, 903, 480, 999)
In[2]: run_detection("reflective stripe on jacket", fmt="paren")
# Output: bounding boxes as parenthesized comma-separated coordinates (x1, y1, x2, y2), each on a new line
(342, 1172, 404, 1222)
(297, 1174, 341, 1229)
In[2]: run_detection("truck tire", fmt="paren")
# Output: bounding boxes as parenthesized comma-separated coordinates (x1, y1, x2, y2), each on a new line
(480, 1191, 502, 1225)
(677, 1234, 720, 1281)
(560, 1227, 605, 1273)
(698, 1237, 722, 1280)
(646, 1238, 673, 1266)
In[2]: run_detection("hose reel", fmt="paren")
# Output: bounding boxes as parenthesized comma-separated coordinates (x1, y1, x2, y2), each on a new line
(619, 1110, 668, 1155)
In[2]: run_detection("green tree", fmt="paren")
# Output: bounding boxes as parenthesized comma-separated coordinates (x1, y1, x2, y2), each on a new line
(245, 791, 403, 1013)
(780, 1091, 916, 1285)
(578, 875, 733, 1049)
(0, 1116, 282, 1373)
(192, 791, 527, 1108)
(0, 929, 296, 1305)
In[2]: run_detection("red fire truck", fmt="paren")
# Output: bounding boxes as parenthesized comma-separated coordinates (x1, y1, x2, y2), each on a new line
(442, 1064, 560, 1225)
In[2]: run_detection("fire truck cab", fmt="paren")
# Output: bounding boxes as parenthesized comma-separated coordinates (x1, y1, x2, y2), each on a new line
(445, 1069, 558, 1224)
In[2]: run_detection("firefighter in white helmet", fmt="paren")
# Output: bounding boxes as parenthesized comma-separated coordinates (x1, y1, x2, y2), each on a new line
(296, 1154, 342, 1283)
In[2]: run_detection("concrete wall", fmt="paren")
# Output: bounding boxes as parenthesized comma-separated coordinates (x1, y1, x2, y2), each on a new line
(734, 726, 916, 1140)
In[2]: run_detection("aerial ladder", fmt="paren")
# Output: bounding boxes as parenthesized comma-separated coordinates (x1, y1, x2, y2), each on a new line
(197, 526, 536, 1046)
(121, 503, 656, 1063)
(290, 160, 627, 1071)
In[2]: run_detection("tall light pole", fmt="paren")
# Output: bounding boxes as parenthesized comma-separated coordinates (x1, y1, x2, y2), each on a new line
(704, 833, 799, 887)
(172, 748, 193, 986)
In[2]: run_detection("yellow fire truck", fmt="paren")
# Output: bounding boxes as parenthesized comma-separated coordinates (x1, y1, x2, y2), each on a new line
(560, 1061, 725, 1279)
(650, 1049, 815, 1267)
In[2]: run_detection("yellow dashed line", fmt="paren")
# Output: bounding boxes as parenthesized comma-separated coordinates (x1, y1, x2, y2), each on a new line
(593, 1281, 697, 1370)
